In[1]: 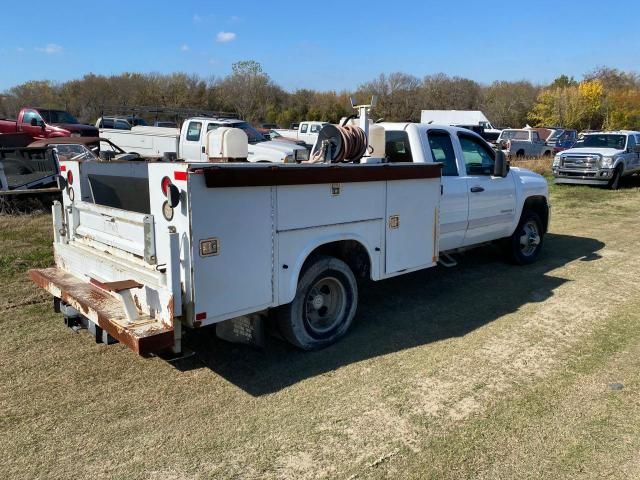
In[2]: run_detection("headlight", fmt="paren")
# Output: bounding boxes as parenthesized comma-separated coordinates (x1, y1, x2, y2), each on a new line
(553, 154, 561, 167)
(283, 154, 294, 163)
(295, 149, 309, 162)
(601, 156, 615, 168)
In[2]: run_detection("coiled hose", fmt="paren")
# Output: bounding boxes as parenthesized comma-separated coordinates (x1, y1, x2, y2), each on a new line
(308, 121, 369, 164)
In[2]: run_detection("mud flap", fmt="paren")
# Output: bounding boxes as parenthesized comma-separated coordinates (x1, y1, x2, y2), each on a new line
(215, 314, 266, 348)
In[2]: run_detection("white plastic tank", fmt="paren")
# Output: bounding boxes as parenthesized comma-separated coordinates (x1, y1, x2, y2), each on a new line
(206, 127, 248, 162)
(367, 124, 385, 159)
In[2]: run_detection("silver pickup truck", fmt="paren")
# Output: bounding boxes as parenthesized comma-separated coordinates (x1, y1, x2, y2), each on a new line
(552, 131, 640, 189)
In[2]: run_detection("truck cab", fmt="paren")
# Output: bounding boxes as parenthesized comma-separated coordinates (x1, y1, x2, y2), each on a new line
(381, 123, 549, 256)
(180, 118, 309, 163)
(3, 108, 98, 139)
(552, 131, 640, 189)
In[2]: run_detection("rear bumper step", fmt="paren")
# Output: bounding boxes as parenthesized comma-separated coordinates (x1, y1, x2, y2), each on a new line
(29, 267, 174, 356)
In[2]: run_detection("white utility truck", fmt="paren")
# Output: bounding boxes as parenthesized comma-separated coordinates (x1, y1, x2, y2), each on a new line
(552, 131, 640, 189)
(273, 121, 328, 148)
(99, 117, 309, 163)
(30, 103, 550, 357)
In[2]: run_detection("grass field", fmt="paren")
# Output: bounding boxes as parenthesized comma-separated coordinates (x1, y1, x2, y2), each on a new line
(2, 177, 640, 479)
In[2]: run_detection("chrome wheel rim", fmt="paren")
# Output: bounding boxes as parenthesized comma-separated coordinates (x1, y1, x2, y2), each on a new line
(519, 221, 540, 257)
(304, 276, 346, 335)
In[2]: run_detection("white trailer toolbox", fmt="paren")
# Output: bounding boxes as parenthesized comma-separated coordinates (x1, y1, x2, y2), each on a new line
(30, 159, 441, 355)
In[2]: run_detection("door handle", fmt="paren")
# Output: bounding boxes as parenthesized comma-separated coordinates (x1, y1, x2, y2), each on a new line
(470, 186, 485, 193)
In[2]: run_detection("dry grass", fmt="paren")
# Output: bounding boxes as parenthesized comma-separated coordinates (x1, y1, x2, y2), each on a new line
(511, 155, 553, 176)
(2, 178, 640, 479)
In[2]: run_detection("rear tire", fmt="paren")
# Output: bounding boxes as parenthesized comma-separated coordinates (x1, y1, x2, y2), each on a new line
(277, 255, 358, 350)
(505, 210, 544, 265)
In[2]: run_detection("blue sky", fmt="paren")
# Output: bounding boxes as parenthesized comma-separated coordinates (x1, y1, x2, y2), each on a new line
(1, 0, 638, 92)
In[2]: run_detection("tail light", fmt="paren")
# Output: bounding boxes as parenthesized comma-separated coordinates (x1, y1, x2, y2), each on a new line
(67, 170, 74, 185)
(161, 176, 171, 195)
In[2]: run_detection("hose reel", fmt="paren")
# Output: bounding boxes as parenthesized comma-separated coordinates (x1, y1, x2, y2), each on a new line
(310, 123, 368, 164)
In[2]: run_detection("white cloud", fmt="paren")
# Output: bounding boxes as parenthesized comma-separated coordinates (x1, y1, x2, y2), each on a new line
(216, 31, 236, 43)
(193, 14, 202, 23)
(36, 43, 63, 54)
(16, 47, 24, 52)
(180, 44, 190, 52)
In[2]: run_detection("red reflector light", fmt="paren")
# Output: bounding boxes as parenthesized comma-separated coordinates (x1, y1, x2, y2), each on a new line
(174, 171, 187, 181)
(161, 176, 171, 195)
(195, 312, 206, 321)
(59, 165, 67, 172)
(67, 170, 74, 185)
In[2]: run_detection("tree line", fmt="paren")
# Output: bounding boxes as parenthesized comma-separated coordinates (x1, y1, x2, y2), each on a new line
(1, 61, 638, 131)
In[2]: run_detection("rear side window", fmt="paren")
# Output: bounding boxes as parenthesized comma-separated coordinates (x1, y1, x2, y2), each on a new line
(300, 123, 308, 133)
(115, 120, 131, 130)
(458, 134, 495, 175)
(186, 121, 202, 141)
(427, 130, 458, 176)
(385, 131, 413, 163)
(101, 119, 114, 128)
(627, 135, 636, 149)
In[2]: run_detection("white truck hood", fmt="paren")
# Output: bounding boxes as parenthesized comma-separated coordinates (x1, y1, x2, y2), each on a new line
(560, 147, 624, 156)
(248, 140, 304, 163)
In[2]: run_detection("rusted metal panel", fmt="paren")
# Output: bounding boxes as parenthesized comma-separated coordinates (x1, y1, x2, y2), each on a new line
(29, 267, 173, 356)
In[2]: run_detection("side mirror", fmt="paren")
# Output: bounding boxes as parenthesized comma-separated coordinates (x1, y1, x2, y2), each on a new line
(494, 149, 509, 177)
(30, 118, 38, 126)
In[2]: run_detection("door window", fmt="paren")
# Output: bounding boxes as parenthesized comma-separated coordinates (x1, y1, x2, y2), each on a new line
(626, 135, 635, 150)
(384, 131, 413, 162)
(22, 110, 42, 125)
(458, 134, 495, 175)
(427, 130, 458, 176)
(300, 123, 308, 133)
(186, 121, 202, 141)
(310, 124, 322, 133)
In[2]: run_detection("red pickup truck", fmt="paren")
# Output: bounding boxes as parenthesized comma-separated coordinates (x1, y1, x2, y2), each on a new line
(0, 107, 98, 139)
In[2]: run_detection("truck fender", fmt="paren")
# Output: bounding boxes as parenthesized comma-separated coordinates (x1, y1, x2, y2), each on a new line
(278, 233, 377, 306)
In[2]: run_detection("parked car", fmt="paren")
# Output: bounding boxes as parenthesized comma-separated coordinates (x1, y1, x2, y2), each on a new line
(153, 121, 178, 128)
(552, 131, 640, 189)
(95, 116, 149, 130)
(0, 107, 98, 139)
(267, 129, 307, 147)
(0, 145, 60, 193)
(28, 137, 141, 162)
(496, 129, 554, 157)
(273, 121, 329, 147)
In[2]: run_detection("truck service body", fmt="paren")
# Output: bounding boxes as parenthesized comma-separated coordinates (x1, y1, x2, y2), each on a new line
(30, 115, 550, 356)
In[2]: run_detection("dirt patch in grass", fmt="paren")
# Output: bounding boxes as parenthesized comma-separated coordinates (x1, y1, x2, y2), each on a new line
(2, 179, 640, 479)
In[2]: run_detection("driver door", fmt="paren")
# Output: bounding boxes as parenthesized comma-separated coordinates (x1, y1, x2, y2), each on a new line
(456, 133, 516, 246)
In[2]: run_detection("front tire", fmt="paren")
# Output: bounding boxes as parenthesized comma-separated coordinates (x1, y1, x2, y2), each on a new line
(277, 255, 358, 350)
(505, 210, 544, 265)
(608, 165, 623, 190)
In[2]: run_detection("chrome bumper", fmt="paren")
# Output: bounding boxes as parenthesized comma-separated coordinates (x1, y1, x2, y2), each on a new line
(552, 167, 613, 185)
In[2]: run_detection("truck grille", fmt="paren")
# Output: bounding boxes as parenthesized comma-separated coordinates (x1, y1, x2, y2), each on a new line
(561, 154, 599, 170)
